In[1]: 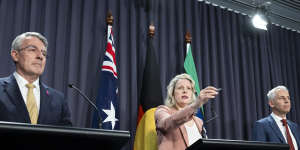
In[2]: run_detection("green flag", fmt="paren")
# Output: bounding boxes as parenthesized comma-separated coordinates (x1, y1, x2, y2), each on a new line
(184, 43, 204, 118)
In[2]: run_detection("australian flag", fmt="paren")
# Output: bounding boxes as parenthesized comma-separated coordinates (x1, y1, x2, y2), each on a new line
(92, 25, 119, 130)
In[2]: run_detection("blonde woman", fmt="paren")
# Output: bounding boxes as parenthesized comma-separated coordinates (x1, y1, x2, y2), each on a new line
(155, 73, 219, 150)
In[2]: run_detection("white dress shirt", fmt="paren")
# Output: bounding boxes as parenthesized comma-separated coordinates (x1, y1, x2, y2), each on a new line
(13, 72, 41, 112)
(271, 112, 298, 150)
(184, 122, 202, 146)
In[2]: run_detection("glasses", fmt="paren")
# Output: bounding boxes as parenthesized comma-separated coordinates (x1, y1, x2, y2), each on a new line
(18, 45, 48, 58)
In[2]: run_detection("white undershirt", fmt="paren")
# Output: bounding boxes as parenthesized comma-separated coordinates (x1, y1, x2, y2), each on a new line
(13, 72, 41, 112)
(184, 122, 202, 146)
(271, 112, 298, 150)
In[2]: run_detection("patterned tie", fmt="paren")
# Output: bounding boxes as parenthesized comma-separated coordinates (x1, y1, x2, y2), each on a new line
(26, 83, 38, 124)
(281, 119, 295, 150)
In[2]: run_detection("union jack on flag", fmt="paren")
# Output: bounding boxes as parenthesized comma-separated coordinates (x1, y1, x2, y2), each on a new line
(92, 25, 119, 130)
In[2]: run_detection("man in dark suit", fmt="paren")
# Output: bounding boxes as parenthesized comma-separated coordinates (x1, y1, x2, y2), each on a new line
(0, 32, 72, 126)
(252, 86, 300, 150)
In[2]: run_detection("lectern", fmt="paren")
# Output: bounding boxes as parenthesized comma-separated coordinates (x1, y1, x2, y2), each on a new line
(186, 138, 289, 150)
(0, 121, 130, 149)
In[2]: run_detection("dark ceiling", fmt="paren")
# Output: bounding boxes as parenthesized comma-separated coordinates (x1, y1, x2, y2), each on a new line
(201, 0, 300, 32)
(277, 0, 300, 10)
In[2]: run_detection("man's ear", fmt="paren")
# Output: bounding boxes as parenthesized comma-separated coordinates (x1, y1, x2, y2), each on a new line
(11, 50, 19, 62)
(268, 100, 274, 108)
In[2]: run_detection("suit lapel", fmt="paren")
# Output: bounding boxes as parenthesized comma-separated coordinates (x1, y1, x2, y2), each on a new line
(179, 124, 189, 147)
(268, 116, 286, 143)
(3, 75, 30, 122)
(38, 82, 50, 124)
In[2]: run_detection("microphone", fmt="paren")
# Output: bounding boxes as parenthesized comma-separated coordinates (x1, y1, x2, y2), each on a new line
(205, 87, 221, 124)
(205, 112, 218, 124)
(68, 84, 102, 128)
(205, 99, 219, 125)
(201, 88, 221, 138)
(201, 111, 218, 139)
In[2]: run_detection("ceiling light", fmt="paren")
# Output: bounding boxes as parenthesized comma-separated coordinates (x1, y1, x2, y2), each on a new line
(252, 13, 268, 30)
(251, 1, 271, 31)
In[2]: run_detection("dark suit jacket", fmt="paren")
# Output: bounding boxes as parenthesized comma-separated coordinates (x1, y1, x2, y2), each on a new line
(252, 115, 300, 147)
(0, 75, 72, 126)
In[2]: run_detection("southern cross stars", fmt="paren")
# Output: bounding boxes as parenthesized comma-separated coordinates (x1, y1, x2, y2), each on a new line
(102, 101, 118, 129)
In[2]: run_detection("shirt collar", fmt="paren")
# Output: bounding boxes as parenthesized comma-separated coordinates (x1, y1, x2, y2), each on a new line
(271, 112, 286, 122)
(13, 72, 40, 88)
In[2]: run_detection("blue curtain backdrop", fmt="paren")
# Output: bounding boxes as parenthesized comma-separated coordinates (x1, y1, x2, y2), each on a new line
(0, 0, 300, 149)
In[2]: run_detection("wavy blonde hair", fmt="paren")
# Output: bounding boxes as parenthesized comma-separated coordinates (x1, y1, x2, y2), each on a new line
(164, 73, 197, 107)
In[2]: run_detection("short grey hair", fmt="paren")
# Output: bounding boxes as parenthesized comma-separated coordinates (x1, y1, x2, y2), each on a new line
(11, 32, 48, 51)
(267, 85, 289, 101)
(164, 73, 197, 107)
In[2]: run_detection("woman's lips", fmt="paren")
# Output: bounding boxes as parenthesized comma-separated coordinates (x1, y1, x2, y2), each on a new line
(182, 96, 189, 99)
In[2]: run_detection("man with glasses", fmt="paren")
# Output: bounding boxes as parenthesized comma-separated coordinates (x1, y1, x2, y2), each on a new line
(0, 32, 72, 126)
(252, 86, 300, 150)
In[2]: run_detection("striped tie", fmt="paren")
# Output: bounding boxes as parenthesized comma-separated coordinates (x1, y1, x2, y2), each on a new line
(26, 83, 38, 124)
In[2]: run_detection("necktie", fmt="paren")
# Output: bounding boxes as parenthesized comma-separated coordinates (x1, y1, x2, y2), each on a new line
(281, 119, 295, 150)
(26, 83, 38, 124)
